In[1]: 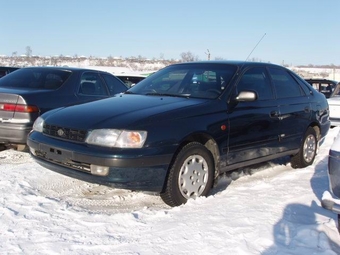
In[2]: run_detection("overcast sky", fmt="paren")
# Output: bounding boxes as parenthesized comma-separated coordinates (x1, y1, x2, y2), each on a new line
(1, 0, 339, 65)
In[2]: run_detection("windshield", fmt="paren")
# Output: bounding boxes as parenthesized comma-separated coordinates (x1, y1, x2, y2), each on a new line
(0, 68, 72, 90)
(128, 63, 237, 99)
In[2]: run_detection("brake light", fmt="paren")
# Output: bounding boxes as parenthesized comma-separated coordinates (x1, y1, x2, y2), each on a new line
(0, 103, 39, 113)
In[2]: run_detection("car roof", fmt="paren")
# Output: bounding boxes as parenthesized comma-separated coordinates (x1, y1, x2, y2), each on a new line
(0, 66, 20, 70)
(172, 60, 284, 68)
(21, 66, 112, 74)
(305, 78, 338, 83)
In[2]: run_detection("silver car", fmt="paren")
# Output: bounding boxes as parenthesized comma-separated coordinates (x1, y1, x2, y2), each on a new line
(322, 130, 340, 214)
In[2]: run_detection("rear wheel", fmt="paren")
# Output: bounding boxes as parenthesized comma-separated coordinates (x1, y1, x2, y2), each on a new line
(161, 142, 214, 207)
(291, 127, 317, 168)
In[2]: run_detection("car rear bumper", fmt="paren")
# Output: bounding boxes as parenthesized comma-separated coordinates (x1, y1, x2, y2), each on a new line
(0, 122, 32, 144)
(27, 132, 173, 192)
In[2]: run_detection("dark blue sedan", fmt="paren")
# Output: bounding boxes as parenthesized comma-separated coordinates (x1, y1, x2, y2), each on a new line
(27, 61, 330, 207)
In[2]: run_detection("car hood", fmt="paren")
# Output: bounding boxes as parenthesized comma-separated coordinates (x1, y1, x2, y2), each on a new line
(43, 94, 216, 130)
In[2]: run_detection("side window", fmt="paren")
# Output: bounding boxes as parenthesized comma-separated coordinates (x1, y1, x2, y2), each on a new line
(102, 74, 128, 95)
(268, 67, 304, 98)
(79, 72, 108, 96)
(237, 67, 273, 100)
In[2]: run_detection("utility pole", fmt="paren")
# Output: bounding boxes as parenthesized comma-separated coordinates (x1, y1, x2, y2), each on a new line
(205, 49, 210, 60)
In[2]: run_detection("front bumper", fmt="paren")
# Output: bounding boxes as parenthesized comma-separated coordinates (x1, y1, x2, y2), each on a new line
(27, 131, 174, 192)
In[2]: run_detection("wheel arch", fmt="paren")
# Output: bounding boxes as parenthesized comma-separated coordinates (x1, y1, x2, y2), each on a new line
(161, 132, 220, 192)
(309, 122, 321, 142)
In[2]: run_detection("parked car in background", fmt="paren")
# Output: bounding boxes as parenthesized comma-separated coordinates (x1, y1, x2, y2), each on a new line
(27, 61, 330, 207)
(326, 82, 340, 127)
(0, 66, 20, 78)
(115, 73, 147, 88)
(0, 66, 128, 150)
(322, 129, 340, 216)
(305, 79, 340, 127)
(305, 79, 337, 98)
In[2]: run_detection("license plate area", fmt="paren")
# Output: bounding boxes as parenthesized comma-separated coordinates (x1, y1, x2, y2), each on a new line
(40, 144, 72, 163)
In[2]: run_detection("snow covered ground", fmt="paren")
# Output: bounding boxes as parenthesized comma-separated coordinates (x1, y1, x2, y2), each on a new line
(1, 128, 340, 254)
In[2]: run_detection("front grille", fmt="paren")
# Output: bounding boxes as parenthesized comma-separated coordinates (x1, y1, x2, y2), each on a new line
(43, 124, 87, 142)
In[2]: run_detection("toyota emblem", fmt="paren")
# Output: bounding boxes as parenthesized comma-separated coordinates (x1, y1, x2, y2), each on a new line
(57, 129, 65, 137)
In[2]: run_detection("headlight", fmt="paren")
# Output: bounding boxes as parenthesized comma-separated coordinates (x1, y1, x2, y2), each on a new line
(85, 129, 147, 148)
(33, 117, 44, 132)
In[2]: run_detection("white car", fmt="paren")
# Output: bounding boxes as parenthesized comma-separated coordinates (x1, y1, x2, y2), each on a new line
(327, 82, 340, 127)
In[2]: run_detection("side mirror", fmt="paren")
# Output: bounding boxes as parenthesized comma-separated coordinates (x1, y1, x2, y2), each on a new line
(235, 90, 257, 102)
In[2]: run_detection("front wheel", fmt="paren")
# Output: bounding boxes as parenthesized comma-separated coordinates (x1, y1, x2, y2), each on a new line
(160, 142, 214, 207)
(291, 127, 317, 168)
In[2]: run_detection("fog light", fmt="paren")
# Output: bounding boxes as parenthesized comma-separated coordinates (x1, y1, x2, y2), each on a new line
(90, 165, 109, 176)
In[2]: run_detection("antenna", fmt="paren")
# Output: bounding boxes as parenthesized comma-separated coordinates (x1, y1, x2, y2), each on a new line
(244, 33, 266, 62)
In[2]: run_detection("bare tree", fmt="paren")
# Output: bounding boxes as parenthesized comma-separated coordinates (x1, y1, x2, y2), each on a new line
(180, 51, 199, 62)
(25, 46, 32, 57)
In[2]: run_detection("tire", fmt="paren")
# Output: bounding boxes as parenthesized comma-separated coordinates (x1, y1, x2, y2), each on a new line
(160, 142, 214, 207)
(291, 127, 317, 169)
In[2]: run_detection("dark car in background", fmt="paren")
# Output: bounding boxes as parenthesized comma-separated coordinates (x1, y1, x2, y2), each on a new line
(305, 79, 338, 98)
(0, 66, 20, 78)
(0, 66, 128, 150)
(27, 61, 330, 206)
(115, 73, 147, 88)
(305, 79, 340, 127)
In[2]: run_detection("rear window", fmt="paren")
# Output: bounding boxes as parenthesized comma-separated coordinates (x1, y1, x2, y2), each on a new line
(0, 68, 71, 90)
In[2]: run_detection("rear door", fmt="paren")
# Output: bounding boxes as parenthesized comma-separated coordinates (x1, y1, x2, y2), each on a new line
(267, 67, 311, 152)
(226, 66, 280, 165)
